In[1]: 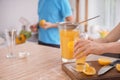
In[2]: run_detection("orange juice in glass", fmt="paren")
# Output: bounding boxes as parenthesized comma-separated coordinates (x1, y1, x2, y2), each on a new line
(76, 33, 88, 64)
(59, 22, 80, 63)
(75, 33, 88, 72)
(75, 53, 87, 72)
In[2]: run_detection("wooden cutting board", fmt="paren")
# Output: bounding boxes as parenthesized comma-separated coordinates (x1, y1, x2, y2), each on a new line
(62, 61, 120, 80)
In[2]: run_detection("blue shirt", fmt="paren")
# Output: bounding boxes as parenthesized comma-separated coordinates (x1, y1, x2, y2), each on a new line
(38, 0, 72, 45)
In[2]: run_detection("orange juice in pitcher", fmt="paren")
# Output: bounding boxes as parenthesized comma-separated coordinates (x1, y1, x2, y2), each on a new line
(59, 22, 80, 63)
(60, 30, 79, 59)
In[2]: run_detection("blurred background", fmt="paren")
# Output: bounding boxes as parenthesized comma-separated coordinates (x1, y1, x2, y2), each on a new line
(0, 0, 120, 38)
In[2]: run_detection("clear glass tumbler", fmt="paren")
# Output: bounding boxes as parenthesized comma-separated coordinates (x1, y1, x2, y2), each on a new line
(5, 29, 16, 58)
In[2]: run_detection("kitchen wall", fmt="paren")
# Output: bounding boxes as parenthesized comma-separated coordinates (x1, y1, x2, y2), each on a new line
(0, 0, 74, 33)
(71, 0, 119, 28)
(69, 0, 76, 20)
(115, 0, 120, 25)
(0, 0, 38, 33)
(0, 0, 76, 33)
(70, 0, 120, 38)
(0, 0, 119, 34)
(69, 0, 105, 26)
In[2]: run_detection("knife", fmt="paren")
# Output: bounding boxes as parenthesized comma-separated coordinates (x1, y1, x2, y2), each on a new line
(98, 59, 120, 76)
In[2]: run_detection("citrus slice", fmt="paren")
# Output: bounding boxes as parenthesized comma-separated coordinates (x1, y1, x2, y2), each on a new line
(83, 66, 96, 76)
(76, 63, 89, 72)
(98, 58, 111, 66)
(67, 41, 74, 49)
(99, 30, 109, 38)
(16, 34, 26, 44)
(116, 64, 120, 72)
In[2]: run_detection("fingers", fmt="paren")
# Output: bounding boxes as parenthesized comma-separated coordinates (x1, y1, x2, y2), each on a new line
(30, 25, 38, 32)
(43, 22, 51, 29)
(75, 50, 90, 59)
(74, 45, 86, 57)
(74, 40, 91, 59)
(74, 39, 89, 54)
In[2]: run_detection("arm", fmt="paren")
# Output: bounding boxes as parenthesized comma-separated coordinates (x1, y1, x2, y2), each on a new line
(103, 42, 120, 54)
(95, 23, 120, 43)
(74, 23, 120, 59)
(74, 39, 120, 59)
(43, 15, 74, 29)
(65, 15, 74, 22)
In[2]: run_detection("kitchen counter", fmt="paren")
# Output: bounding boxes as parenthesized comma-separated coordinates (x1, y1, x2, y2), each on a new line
(0, 42, 118, 80)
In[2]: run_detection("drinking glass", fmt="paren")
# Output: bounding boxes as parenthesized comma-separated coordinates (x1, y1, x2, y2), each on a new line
(5, 29, 16, 58)
(75, 32, 88, 72)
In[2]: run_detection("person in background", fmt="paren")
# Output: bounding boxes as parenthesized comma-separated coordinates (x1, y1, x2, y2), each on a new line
(31, 0, 73, 48)
(74, 23, 120, 59)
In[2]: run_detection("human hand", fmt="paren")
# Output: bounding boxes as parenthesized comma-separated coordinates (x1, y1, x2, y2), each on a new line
(40, 22, 53, 29)
(39, 19, 58, 29)
(30, 24, 38, 32)
(74, 39, 105, 59)
(43, 22, 53, 29)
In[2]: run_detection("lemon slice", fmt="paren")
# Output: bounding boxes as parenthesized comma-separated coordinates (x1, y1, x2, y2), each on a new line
(116, 64, 120, 72)
(98, 58, 111, 66)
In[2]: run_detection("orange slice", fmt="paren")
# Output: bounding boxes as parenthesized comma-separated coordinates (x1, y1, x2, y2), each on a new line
(15, 34, 26, 44)
(76, 63, 89, 72)
(67, 41, 74, 49)
(98, 58, 111, 66)
(83, 66, 96, 76)
(116, 64, 120, 72)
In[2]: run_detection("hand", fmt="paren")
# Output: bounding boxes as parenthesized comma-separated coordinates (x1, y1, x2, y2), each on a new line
(41, 22, 53, 29)
(30, 24, 38, 32)
(74, 39, 105, 59)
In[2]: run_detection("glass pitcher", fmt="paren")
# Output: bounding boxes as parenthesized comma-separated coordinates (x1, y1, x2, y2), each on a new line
(58, 22, 85, 63)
